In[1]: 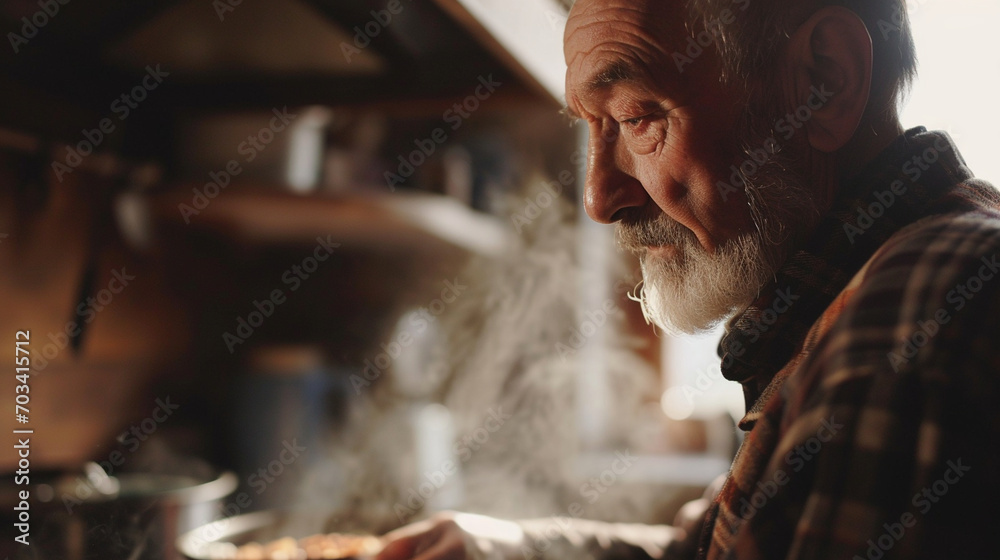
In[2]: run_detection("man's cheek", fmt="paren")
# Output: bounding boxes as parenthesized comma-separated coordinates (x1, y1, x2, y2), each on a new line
(633, 154, 683, 201)
(682, 112, 740, 173)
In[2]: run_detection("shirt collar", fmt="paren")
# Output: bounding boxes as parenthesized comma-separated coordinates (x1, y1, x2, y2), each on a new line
(718, 127, 988, 427)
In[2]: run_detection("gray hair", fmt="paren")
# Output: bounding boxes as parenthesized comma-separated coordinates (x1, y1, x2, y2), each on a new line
(687, 0, 918, 118)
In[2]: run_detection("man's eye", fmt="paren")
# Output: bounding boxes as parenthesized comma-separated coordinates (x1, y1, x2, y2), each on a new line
(621, 115, 648, 127)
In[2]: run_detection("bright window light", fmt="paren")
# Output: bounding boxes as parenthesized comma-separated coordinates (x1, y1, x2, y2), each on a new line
(900, 0, 1000, 183)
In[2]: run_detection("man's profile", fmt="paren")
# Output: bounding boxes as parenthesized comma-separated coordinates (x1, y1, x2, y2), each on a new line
(376, 1, 1000, 558)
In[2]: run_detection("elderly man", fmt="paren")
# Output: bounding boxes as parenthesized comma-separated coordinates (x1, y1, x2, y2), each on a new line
(377, 0, 1000, 558)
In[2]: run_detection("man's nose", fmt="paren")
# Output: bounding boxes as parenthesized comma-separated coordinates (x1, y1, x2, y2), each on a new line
(583, 133, 648, 224)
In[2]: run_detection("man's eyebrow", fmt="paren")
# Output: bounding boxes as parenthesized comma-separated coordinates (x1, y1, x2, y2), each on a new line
(563, 60, 640, 122)
(586, 60, 638, 92)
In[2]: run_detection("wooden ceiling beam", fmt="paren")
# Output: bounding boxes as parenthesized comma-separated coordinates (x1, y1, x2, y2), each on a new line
(431, 0, 568, 105)
(151, 69, 526, 111)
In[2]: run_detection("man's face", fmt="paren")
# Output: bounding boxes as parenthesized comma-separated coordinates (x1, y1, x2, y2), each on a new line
(564, 0, 813, 334)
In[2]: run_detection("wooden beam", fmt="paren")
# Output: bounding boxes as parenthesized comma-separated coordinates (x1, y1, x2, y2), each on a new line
(0, 0, 183, 65)
(298, 0, 422, 71)
(431, 0, 568, 105)
(149, 69, 526, 111)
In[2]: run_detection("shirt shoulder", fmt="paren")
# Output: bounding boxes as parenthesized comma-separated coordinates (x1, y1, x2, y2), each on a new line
(747, 210, 1000, 560)
(855, 207, 1000, 328)
(798, 206, 1000, 390)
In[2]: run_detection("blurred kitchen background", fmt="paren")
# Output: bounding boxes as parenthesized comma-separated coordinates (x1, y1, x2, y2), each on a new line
(0, 0, 996, 558)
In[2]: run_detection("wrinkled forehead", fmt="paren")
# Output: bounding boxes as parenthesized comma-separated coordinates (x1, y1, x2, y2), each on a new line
(564, 0, 689, 90)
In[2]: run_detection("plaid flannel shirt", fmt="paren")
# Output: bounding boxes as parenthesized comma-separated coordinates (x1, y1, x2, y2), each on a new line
(503, 129, 1000, 560)
(701, 127, 1000, 559)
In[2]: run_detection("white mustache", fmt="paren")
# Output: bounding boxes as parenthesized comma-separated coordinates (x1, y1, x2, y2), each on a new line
(616, 214, 697, 254)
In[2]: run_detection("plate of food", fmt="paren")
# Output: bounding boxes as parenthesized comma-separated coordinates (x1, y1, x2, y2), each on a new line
(178, 510, 386, 560)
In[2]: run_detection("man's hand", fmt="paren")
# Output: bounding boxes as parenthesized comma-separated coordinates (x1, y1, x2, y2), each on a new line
(374, 483, 723, 560)
(377, 512, 470, 560)
(377, 512, 525, 560)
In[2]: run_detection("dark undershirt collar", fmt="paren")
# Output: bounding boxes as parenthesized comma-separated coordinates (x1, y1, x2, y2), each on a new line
(718, 127, 988, 429)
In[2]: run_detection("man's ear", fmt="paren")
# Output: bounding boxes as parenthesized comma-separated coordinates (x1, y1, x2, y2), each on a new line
(784, 6, 873, 153)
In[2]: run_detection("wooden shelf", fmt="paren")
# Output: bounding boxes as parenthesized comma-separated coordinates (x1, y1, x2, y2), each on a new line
(148, 186, 511, 256)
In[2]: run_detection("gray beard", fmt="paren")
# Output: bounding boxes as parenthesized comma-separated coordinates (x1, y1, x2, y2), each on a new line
(617, 123, 819, 335)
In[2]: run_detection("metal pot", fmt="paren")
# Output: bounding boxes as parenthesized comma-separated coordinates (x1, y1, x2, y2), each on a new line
(1, 463, 237, 560)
